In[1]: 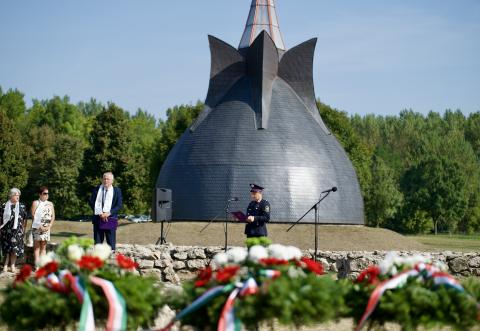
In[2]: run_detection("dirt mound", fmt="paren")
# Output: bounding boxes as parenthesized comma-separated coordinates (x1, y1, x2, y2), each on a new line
(114, 222, 425, 251)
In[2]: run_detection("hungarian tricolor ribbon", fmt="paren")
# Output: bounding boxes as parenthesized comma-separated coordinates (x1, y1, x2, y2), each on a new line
(217, 288, 242, 331)
(42, 270, 127, 331)
(355, 263, 479, 331)
(78, 278, 96, 331)
(90, 276, 128, 331)
(217, 278, 259, 331)
(158, 284, 235, 331)
(159, 273, 270, 331)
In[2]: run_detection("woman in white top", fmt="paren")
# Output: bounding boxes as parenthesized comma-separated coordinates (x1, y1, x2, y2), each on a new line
(31, 186, 55, 265)
(1, 188, 28, 273)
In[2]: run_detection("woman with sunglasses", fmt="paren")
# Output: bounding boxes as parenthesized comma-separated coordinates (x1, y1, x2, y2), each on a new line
(1, 188, 28, 273)
(31, 186, 55, 265)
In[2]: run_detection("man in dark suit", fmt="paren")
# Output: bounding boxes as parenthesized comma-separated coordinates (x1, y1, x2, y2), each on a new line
(88, 172, 123, 250)
(245, 184, 271, 238)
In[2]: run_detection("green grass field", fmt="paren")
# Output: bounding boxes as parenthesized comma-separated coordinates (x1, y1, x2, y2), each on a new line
(407, 234, 480, 252)
(25, 220, 480, 252)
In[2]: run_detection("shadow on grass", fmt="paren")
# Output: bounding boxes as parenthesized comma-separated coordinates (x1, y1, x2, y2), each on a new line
(51, 232, 86, 238)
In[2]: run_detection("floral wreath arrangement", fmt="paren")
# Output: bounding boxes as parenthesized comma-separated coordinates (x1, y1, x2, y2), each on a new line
(0, 237, 163, 331)
(162, 243, 346, 331)
(343, 252, 480, 331)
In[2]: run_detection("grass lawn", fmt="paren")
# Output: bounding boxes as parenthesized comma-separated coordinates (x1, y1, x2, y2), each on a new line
(46, 220, 427, 251)
(13, 219, 480, 252)
(407, 234, 480, 252)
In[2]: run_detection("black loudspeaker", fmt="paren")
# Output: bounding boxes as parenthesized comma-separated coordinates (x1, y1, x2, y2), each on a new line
(152, 188, 172, 222)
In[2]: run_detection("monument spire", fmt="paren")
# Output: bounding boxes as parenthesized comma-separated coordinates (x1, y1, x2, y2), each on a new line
(239, 0, 286, 51)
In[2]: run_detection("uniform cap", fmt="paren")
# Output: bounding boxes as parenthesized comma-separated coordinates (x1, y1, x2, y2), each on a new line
(250, 183, 264, 192)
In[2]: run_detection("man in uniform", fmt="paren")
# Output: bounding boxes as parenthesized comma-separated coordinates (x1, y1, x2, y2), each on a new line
(245, 184, 271, 238)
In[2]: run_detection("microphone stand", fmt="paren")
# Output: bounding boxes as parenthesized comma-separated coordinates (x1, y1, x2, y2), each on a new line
(286, 190, 334, 261)
(200, 199, 234, 252)
(200, 209, 224, 233)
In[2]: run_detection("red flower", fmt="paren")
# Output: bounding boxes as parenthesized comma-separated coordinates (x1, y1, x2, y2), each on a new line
(215, 266, 240, 283)
(356, 266, 381, 285)
(259, 258, 289, 266)
(194, 266, 213, 287)
(116, 254, 138, 270)
(299, 257, 324, 275)
(35, 262, 59, 279)
(77, 255, 104, 271)
(14, 264, 32, 284)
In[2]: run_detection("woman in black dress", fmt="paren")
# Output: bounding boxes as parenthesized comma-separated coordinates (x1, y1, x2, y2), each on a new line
(1, 188, 27, 273)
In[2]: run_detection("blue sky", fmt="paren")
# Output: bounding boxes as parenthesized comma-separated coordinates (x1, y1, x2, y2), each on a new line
(1, 1, 479, 119)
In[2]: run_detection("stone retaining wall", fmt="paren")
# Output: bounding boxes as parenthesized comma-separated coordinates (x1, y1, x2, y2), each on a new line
(113, 244, 480, 284)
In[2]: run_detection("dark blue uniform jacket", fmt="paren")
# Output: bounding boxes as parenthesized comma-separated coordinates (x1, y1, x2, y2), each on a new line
(245, 199, 270, 237)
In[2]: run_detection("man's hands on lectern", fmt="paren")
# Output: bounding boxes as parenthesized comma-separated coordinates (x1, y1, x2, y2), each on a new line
(247, 216, 255, 223)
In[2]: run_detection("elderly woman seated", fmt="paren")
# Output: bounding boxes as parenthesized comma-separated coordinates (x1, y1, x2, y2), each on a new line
(0, 188, 28, 273)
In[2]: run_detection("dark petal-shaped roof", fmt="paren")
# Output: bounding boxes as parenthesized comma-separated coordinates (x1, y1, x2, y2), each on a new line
(157, 76, 364, 224)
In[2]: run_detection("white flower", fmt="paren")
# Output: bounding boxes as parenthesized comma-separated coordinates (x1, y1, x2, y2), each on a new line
(285, 246, 303, 261)
(67, 244, 84, 262)
(213, 252, 229, 266)
(248, 245, 268, 262)
(268, 244, 288, 260)
(227, 247, 248, 264)
(92, 243, 112, 261)
(37, 252, 57, 267)
(433, 260, 448, 271)
(379, 252, 398, 275)
(287, 265, 306, 278)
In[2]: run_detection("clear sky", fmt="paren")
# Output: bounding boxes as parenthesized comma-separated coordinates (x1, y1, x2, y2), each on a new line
(1, 1, 479, 119)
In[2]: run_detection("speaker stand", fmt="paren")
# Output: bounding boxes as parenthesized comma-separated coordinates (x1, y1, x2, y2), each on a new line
(156, 220, 168, 245)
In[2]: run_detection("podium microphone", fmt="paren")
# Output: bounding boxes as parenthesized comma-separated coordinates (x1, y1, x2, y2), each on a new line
(322, 187, 337, 194)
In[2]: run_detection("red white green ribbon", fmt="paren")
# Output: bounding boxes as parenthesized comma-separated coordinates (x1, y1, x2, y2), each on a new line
(160, 276, 264, 331)
(217, 288, 242, 331)
(78, 278, 96, 331)
(41, 270, 126, 331)
(90, 276, 127, 331)
(355, 263, 476, 331)
(158, 284, 235, 331)
(218, 278, 259, 331)
(259, 269, 281, 279)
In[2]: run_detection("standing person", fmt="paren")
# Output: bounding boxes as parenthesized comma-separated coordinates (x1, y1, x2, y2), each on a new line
(31, 186, 55, 265)
(88, 172, 123, 251)
(245, 184, 271, 238)
(0, 188, 28, 273)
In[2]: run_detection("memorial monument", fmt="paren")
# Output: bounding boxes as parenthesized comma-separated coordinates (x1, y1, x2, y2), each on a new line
(156, 0, 364, 224)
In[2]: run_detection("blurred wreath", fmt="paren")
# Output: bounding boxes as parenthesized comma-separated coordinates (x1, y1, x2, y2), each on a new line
(0, 237, 164, 331)
(163, 243, 346, 330)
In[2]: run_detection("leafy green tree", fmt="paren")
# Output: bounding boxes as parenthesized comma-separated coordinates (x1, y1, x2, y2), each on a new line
(317, 102, 373, 197)
(124, 110, 162, 211)
(365, 155, 403, 227)
(81, 104, 150, 213)
(22, 126, 56, 204)
(0, 112, 30, 199)
(400, 156, 469, 234)
(465, 112, 480, 159)
(44, 134, 85, 218)
(81, 104, 131, 199)
(0, 87, 27, 121)
(399, 210, 434, 234)
(26, 96, 87, 142)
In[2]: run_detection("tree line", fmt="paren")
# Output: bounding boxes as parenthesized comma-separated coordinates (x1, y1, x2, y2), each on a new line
(0, 86, 478, 234)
